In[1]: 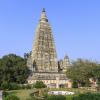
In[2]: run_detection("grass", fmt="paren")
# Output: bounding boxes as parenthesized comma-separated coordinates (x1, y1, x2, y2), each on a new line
(50, 88, 98, 99)
(49, 87, 97, 94)
(6, 88, 98, 100)
(7, 89, 36, 100)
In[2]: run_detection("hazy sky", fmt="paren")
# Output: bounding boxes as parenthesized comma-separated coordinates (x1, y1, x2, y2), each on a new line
(0, 0, 100, 61)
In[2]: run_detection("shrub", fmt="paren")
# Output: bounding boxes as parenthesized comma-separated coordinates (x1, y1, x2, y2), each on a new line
(1, 82, 9, 90)
(33, 81, 47, 89)
(1, 82, 21, 90)
(46, 95, 66, 100)
(4, 95, 20, 100)
(72, 80, 78, 88)
(26, 97, 39, 100)
(3, 91, 9, 98)
(9, 83, 20, 90)
(20, 84, 26, 89)
(25, 84, 32, 89)
(73, 92, 100, 100)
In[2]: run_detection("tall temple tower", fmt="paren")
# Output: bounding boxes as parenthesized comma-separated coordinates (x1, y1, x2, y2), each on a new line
(31, 8, 58, 72)
(27, 9, 71, 88)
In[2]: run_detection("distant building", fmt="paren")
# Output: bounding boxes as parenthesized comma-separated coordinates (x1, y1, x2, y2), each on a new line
(27, 8, 71, 88)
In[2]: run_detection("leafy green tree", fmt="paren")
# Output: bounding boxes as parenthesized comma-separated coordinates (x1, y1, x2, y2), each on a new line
(33, 81, 47, 89)
(0, 54, 29, 85)
(66, 59, 100, 87)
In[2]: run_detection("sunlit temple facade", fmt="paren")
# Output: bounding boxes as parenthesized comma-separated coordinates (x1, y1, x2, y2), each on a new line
(26, 9, 71, 88)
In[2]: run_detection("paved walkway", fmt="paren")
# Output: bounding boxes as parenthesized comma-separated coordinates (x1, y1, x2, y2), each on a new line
(0, 91, 2, 100)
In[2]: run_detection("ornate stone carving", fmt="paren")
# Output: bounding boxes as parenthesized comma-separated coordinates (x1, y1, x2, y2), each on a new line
(31, 9, 58, 72)
(27, 9, 72, 88)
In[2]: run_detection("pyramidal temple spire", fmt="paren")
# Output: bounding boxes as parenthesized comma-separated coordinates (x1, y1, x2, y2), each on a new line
(31, 8, 58, 72)
(27, 9, 70, 89)
(40, 8, 48, 22)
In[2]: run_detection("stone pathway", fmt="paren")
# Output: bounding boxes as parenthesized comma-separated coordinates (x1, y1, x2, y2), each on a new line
(0, 91, 2, 100)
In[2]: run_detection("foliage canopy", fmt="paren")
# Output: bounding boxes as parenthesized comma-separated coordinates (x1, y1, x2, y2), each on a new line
(66, 59, 100, 87)
(0, 54, 29, 85)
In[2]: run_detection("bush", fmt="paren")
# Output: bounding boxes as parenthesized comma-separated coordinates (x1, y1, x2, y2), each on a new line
(72, 80, 78, 88)
(20, 84, 25, 89)
(4, 83, 33, 90)
(4, 95, 20, 100)
(26, 97, 39, 100)
(1, 82, 21, 90)
(73, 92, 100, 100)
(20, 84, 32, 89)
(3, 91, 9, 98)
(1, 82, 9, 90)
(46, 95, 66, 100)
(33, 81, 47, 89)
(9, 83, 20, 90)
(25, 84, 32, 89)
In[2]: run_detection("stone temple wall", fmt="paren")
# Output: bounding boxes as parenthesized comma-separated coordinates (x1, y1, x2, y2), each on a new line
(27, 9, 71, 88)
(31, 9, 58, 72)
(27, 9, 71, 73)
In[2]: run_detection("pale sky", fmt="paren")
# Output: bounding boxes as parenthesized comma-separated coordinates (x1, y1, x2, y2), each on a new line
(0, 0, 100, 61)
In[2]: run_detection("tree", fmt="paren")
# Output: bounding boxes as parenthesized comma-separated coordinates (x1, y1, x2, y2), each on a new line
(0, 54, 29, 85)
(66, 59, 100, 87)
(33, 81, 47, 89)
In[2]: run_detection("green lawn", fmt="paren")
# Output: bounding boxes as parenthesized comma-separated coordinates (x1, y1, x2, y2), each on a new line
(49, 87, 97, 94)
(7, 89, 36, 100)
(6, 88, 97, 100)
